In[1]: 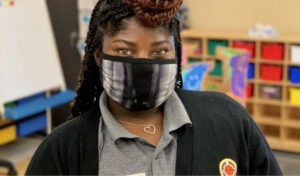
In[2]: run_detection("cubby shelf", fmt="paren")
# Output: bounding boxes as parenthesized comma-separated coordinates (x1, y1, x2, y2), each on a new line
(182, 29, 300, 153)
(257, 59, 285, 65)
(256, 99, 282, 106)
(283, 121, 300, 128)
(256, 117, 281, 126)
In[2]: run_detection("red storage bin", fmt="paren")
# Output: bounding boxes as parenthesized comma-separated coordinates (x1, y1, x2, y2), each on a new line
(260, 65, 283, 81)
(262, 43, 284, 60)
(233, 41, 255, 59)
(246, 84, 254, 98)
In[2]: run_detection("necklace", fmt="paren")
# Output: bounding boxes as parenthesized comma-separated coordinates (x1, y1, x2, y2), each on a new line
(117, 119, 161, 135)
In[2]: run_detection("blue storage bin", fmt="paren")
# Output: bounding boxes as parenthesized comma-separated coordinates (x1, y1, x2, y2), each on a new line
(16, 112, 47, 137)
(4, 90, 75, 120)
(16, 92, 46, 106)
(248, 63, 255, 79)
(289, 67, 300, 84)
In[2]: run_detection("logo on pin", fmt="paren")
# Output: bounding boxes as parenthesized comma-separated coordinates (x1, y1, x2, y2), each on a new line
(219, 158, 237, 176)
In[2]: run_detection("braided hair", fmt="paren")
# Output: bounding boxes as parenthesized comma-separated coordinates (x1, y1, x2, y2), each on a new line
(71, 0, 183, 117)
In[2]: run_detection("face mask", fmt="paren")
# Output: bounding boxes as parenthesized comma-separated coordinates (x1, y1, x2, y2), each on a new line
(99, 53, 178, 111)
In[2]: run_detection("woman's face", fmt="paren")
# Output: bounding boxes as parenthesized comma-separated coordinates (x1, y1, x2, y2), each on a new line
(101, 17, 176, 59)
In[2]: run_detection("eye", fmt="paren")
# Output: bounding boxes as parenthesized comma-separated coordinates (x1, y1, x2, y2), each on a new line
(117, 49, 134, 56)
(152, 49, 169, 57)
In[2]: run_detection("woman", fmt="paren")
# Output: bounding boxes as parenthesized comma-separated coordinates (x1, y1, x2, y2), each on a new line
(26, 0, 282, 175)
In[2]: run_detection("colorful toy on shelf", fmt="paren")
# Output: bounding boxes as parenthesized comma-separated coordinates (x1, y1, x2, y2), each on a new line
(230, 54, 250, 97)
(182, 62, 214, 91)
(217, 47, 250, 103)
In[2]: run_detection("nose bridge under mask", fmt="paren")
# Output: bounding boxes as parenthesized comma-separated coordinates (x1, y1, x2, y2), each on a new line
(130, 63, 155, 93)
(99, 53, 177, 111)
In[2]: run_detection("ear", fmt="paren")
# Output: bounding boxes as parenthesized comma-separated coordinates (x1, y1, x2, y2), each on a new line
(94, 50, 101, 66)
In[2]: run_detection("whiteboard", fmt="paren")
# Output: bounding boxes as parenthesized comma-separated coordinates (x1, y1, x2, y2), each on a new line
(0, 0, 65, 106)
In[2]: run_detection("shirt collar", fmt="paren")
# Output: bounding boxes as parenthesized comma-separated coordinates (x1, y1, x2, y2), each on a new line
(99, 90, 192, 143)
(163, 91, 192, 133)
(99, 92, 136, 142)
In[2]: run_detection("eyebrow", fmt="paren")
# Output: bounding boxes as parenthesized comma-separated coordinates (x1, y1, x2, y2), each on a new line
(112, 39, 171, 47)
(112, 39, 136, 47)
(151, 40, 170, 47)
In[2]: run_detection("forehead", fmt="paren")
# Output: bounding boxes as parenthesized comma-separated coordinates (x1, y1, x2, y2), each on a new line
(104, 17, 173, 42)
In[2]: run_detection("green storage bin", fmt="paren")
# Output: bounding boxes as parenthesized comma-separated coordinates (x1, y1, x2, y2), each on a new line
(209, 61, 222, 76)
(208, 40, 228, 55)
(188, 57, 202, 64)
(4, 102, 16, 108)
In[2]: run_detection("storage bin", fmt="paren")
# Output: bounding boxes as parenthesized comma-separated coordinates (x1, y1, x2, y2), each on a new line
(4, 102, 16, 108)
(291, 45, 300, 63)
(260, 65, 282, 81)
(0, 120, 16, 145)
(289, 67, 300, 84)
(246, 84, 253, 98)
(208, 40, 228, 55)
(248, 63, 255, 79)
(233, 41, 255, 58)
(4, 90, 75, 121)
(260, 85, 281, 100)
(16, 92, 46, 106)
(290, 88, 300, 106)
(16, 112, 47, 137)
(262, 43, 284, 60)
(209, 61, 222, 76)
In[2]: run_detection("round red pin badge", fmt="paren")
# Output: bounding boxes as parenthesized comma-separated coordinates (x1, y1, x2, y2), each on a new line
(219, 158, 237, 176)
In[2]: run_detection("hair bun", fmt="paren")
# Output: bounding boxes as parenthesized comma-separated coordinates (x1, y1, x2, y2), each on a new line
(123, 0, 182, 27)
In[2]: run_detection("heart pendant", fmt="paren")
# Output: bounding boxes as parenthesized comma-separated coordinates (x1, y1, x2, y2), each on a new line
(144, 125, 156, 135)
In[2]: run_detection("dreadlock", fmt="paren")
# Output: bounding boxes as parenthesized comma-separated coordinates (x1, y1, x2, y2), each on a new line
(71, 0, 183, 117)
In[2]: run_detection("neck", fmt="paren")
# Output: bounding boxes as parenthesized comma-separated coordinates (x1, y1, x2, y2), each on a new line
(108, 97, 163, 122)
(108, 97, 164, 145)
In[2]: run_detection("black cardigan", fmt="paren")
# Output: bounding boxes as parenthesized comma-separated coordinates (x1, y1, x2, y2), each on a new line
(26, 89, 282, 175)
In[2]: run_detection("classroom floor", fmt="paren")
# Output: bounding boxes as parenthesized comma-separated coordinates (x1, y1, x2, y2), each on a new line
(0, 136, 300, 175)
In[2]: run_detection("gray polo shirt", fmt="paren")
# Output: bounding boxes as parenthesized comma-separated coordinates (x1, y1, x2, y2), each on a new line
(98, 91, 191, 176)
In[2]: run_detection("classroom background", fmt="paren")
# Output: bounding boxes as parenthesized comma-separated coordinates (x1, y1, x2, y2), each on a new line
(0, 0, 300, 175)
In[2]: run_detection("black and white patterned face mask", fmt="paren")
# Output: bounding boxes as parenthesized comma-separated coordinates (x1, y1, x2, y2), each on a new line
(99, 53, 178, 111)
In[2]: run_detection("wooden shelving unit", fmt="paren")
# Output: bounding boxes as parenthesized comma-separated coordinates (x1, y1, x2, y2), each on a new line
(181, 29, 300, 153)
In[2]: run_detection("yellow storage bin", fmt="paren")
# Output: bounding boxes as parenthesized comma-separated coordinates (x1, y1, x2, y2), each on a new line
(290, 88, 300, 106)
(0, 120, 16, 145)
